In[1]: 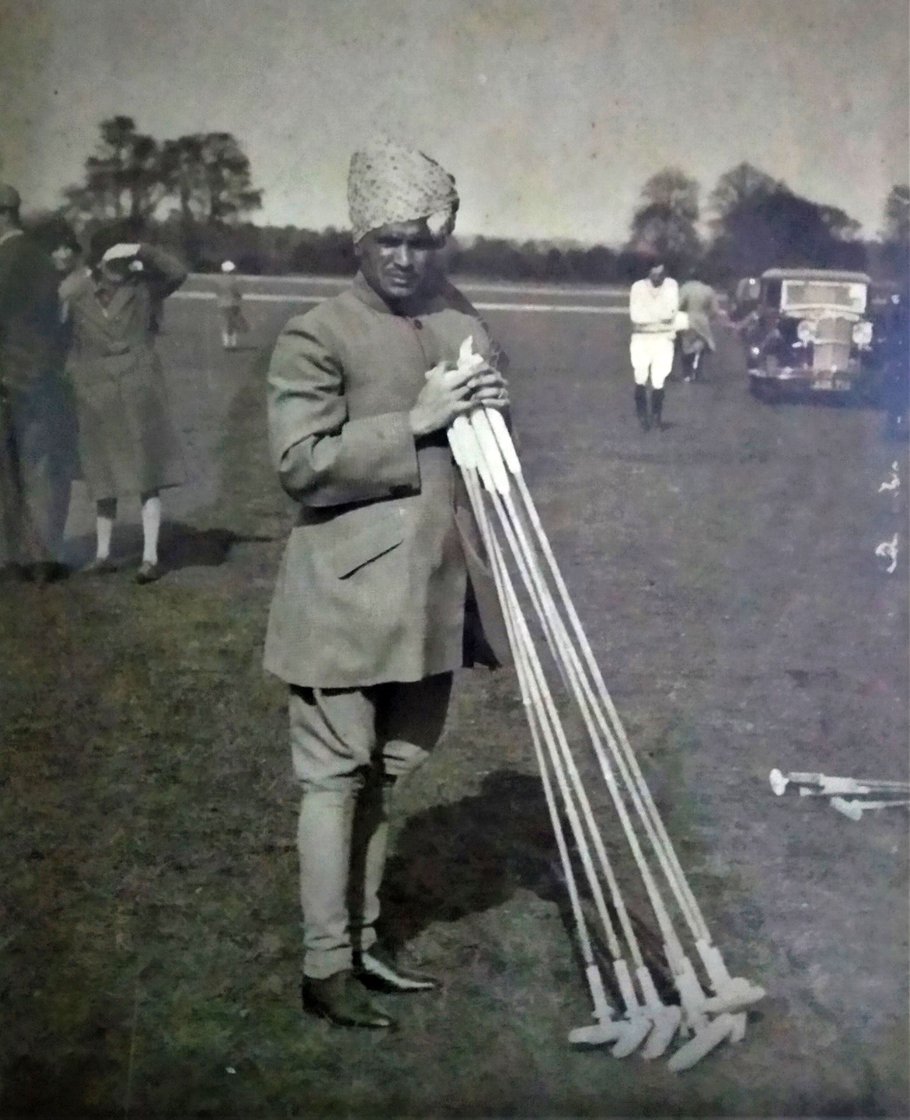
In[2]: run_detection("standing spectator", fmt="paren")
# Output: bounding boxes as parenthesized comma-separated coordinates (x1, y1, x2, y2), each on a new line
(42, 219, 86, 513)
(265, 139, 510, 1030)
(44, 221, 90, 294)
(877, 287, 908, 440)
(677, 268, 723, 382)
(628, 259, 679, 431)
(0, 185, 75, 582)
(64, 229, 187, 583)
(216, 260, 248, 350)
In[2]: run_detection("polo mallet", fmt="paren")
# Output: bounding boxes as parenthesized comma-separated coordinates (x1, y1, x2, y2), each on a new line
(465, 411, 691, 1057)
(460, 415, 677, 1059)
(467, 406, 740, 1067)
(459, 402, 729, 1065)
(459, 342, 748, 1057)
(770, 769, 910, 798)
(831, 796, 910, 822)
(455, 414, 662, 1058)
(471, 429, 742, 1070)
(451, 339, 760, 1069)
(475, 398, 764, 1022)
(449, 418, 641, 1054)
(459, 405, 672, 1048)
(878, 462, 900, 494)
(874, 534, 899, 574)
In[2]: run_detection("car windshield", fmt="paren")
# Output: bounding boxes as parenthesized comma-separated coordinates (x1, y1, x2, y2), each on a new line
(780, 279, 867, 313)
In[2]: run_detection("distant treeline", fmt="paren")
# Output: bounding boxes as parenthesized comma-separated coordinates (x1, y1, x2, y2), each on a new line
(176, 225, 689, 284)
(147, 221, 900, 287)
(32, 114, 910, 286)
(29, 210, 906, 290)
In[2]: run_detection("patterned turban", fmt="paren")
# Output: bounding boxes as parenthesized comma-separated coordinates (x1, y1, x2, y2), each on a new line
(348, 139, 459, 244)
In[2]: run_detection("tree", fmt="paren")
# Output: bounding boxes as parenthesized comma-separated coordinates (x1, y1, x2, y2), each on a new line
(627, 168, 701, 268)
(817, 204, 861, 242)
(640, 168, 700, 219)
(708, 162, 780, 225)
(707, 186, 865, 279)
(879, 184, 910, 282)
(61, 121, 263, 266)
(883, 184, 910, 244)
(704, 163, 867, 280)
(162, 132, 262, 225)
(63, 116, 164, 223)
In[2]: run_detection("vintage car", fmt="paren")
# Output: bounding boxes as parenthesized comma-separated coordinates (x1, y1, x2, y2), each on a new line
(738, 268, 875, 399)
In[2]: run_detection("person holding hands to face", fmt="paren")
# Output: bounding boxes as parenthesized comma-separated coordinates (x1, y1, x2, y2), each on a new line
(63, 230, 187, 582)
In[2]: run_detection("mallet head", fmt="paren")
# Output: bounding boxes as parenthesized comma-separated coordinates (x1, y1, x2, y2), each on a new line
(568, 1020, 624, 1047)
(641, 1004, 682, 1059)
(666, 1013, 737, 1073)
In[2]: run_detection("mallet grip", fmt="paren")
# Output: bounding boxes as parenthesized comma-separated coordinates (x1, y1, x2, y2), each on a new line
(448, 416, 476, 471)
(484, 406, 522, 476)
(469, 408, 511, 495)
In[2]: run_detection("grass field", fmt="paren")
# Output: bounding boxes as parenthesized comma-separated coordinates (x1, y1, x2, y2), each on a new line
(1, 284, 908, 1118)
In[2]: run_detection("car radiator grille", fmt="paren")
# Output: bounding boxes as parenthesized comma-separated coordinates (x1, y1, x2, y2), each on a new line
(813, 317, 852, 372)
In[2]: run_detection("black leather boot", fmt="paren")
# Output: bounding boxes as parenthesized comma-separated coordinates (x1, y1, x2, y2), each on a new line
(355, 947, 439, 993)
(301, 970, 395, 1029)
(651, 388, 666, 430)
(634, 385, 650, 431)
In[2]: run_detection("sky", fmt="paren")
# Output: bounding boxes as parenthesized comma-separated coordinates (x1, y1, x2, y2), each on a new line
(0, 0, 907, 245)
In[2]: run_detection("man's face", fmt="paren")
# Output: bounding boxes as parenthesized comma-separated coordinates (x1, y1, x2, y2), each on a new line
(648, 264, 666, 287)
(356, 220, 442, 303)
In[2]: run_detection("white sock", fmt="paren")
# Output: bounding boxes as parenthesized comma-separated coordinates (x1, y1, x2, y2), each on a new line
(141, 496, 161, 564)
(96, 516, 114, 560)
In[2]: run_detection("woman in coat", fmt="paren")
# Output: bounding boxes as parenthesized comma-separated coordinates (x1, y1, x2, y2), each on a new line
(64, 230, 187, 583)
(677, 271, 723, 382)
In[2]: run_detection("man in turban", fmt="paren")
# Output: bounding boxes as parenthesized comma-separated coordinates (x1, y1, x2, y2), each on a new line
(264, 141, 510, 1029)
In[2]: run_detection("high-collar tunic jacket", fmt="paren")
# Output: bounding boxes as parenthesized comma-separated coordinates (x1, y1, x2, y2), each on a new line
(264, 273, 509, 689)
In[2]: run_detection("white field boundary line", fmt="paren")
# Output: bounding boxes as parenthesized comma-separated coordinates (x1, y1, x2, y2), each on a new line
(173, 291, 626, 315)
(186, 273, 630, 298)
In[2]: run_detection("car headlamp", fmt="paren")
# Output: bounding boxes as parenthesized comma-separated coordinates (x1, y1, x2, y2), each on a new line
(852, 320, 873, 347)
(796, 319, 815, 344)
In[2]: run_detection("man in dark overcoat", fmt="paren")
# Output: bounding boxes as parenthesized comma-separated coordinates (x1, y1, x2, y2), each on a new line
(265, 141, 510, 1029)
(0, 184, 75, 581)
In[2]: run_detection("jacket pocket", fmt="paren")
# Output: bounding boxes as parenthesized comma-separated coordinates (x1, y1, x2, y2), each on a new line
(332, 516, 404, 579)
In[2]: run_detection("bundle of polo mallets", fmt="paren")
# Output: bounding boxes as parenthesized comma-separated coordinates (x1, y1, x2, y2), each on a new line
(770, 769, 910, 821)
(448, 339, 765, 1072)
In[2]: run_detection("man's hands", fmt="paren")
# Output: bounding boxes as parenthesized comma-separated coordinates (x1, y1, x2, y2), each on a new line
(409, 360, 509, 438)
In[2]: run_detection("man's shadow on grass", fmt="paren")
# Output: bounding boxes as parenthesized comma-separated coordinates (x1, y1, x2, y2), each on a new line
(382, 771, 560, 944)
(160, 521, 276, 570)
(381, 769, 671, 991)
